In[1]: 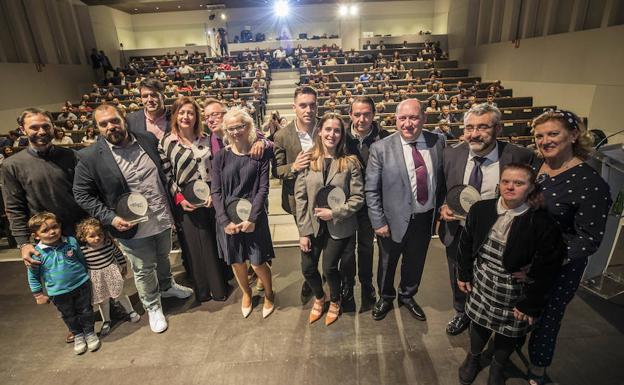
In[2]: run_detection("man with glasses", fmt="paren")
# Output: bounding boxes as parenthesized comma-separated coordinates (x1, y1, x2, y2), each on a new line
(366, 98, 445, 322)
(73, 104, 193, 334)
(439, 103, 533, 335)
(126, 78, 171, 139)
(1, 108, 88, 344)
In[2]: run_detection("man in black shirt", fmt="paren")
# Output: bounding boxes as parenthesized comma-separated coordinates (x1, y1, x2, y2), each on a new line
(342, 96, 390, 312)
(0, 108, 87, 343)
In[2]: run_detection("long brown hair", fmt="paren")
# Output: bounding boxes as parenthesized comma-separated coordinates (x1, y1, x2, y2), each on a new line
(170, 96, 203, 137)
(309, 113, 360, 173)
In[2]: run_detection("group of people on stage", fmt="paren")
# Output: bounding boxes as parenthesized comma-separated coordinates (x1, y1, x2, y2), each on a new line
(2, 77, 612, 385)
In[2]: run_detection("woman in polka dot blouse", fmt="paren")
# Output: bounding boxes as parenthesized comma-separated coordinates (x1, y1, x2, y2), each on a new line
(527, 110, 612, 385)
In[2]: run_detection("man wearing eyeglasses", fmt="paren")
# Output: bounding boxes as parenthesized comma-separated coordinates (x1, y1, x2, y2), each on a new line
(439, 103, 533, 336)
(73, 104, 194, 334)
(366, 98, 445, 322)
(126, 78, 171, 140)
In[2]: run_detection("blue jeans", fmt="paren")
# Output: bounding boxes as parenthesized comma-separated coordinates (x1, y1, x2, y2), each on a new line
(51, 281, 94, 335)
(117, 229, 173, 311)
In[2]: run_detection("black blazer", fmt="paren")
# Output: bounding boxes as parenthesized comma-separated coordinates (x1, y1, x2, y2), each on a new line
(439, 140, 535, 249)
(126, 109, 172, 135)
(73, 131, 174, 239)
(457, 199, 565, 317)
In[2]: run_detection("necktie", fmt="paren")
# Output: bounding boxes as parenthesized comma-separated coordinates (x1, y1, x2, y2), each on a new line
(468, 156, 487, 192)
(410, 143, 429, 205)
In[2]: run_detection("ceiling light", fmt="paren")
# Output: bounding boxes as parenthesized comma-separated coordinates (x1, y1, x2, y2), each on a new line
(274, 0, 289, 17)
(220, 13, 226, 20)
(339, 5, 348, 16)
(349, 5, 358, 16)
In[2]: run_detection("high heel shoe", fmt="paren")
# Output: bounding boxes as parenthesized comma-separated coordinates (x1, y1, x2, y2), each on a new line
(325, 301, 341, 326)
(262, 291, 276, 319)
(241, 295, 252, 318)
(309, 294, 326, 324)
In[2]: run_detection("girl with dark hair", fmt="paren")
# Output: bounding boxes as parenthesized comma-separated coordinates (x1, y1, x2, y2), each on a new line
(457, 163, 565, 385)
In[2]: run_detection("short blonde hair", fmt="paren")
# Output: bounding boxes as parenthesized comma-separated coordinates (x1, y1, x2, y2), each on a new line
(222, 108, 257, 145)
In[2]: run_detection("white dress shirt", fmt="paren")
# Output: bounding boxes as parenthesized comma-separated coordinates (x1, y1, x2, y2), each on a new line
(400, 134, 436, 213)
(295, 121, 315, 152)
(463, 142, 500, 200)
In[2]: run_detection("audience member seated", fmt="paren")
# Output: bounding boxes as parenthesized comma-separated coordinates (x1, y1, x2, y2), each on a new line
(81, 126, 98, 145)
(57, 106, 77, 123)
(51, 128, 73, 145)
(438, 105, 458, 123)
(426, 98, 441, 113)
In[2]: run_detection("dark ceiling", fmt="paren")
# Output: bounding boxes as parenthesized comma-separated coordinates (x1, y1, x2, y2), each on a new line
(81, 0, 400, 14)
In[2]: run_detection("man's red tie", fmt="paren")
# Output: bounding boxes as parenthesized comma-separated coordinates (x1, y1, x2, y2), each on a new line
(410, 143, 428, 205)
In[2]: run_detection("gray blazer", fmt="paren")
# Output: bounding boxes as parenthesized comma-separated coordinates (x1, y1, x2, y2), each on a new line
(439, 140, 535, 248)
(294, 158, 364, 239)
(272, 120, 303, 215)
(365, 131, 445, 243)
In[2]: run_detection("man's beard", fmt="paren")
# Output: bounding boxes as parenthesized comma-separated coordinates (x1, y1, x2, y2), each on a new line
(106, 130, 127, 145)
(29, 133, 52, 146)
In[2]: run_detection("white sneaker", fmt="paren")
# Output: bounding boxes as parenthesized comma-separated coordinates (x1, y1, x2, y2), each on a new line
(161, 281, 194, 299)
(128, 311, 141, 323)
(85, 333, 101, 352)
(148, 308, 168, 333)
(74, 334, 87, 355)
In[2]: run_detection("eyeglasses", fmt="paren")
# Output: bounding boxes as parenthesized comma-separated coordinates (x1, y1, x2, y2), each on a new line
(464, 124, 495, 133)
(225, 124, 246, 133)
(206, 112, 226, 119)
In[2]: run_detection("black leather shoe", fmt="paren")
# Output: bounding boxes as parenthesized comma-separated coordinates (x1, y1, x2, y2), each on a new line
(446, 313, 470, 335)
(398, 297, 426, 321)
(458, 352, 482, 385)
(341, 284, 356, 313)
(372, 299, 393, 320)
(487, 358, 506, 385)
(300, 281, 313, 304)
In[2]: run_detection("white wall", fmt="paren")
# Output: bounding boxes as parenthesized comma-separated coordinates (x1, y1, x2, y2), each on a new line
(111, 1, 437, 51)
(448, 0, 624, 136)
(0, 63, 95, 133)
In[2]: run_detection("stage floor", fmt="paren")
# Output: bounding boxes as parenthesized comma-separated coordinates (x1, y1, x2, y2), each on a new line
(1, 241, 623, 385)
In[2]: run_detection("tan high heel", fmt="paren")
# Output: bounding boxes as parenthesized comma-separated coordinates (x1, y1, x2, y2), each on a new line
(325, 301, 341, 326)
(309, 295, 326, 324)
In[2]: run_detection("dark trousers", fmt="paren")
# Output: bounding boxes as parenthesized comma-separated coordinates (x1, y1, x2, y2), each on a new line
(301, 231, 352, 303)
(377, 210, 434, 301)
(340, 207, 375, 291)
(446, 235, 467, 315)
(178, 206, 229, 301)
(50, 281, 95, 336)
(470, 322, 523, 364)
(529, 258, 587, 367)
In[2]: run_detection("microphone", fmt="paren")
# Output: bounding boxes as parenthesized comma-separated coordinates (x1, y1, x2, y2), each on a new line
(595, 128, 624, 150)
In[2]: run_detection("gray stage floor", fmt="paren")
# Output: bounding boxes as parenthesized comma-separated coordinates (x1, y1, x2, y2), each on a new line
(1, 241, 623, 385)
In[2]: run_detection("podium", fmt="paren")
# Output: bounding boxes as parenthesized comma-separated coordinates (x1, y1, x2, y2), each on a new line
(582, 143, 624, 299)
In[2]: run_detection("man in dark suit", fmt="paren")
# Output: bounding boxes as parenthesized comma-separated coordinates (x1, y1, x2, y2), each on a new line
(366, 99, 445, 321)
(125, 78, 171, 140)
(273, 86, 318, 304)
(439, 103, 534, 335)
(341, 96, 391, 312)
(73, 104, 193, 334)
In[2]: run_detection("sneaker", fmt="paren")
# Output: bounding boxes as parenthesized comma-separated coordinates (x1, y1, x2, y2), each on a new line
(161, 281, 194, 299)
(73, 334, 87, 355)
(85, 333, 101, 352)
(148, 308, 168, 333)
(100, 321, 111, 337)
(128, 311, 141, 323)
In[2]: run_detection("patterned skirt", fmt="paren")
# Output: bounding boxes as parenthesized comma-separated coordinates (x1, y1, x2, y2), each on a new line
(465, 235, 531, 338)
(89, 263, 125, 304)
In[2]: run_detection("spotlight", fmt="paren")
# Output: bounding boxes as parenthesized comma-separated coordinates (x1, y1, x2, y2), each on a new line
(220, 13, 226, 20)
(349, 4, 358, 16)
(339, 5, 348, 16)
(274, 0, 289, 17)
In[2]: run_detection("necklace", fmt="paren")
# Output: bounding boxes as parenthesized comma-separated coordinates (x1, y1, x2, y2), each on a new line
(541, 156, 579, 177)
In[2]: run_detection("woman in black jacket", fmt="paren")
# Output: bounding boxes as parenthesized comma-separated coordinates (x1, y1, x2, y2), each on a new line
(456, 163, 565, 385)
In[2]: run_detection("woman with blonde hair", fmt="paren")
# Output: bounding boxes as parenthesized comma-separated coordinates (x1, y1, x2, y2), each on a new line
(294, 113, 364, 325)
(527, 109, 611, 385)
(211, 108, 275, 318)
(159, 96, 230, 303)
